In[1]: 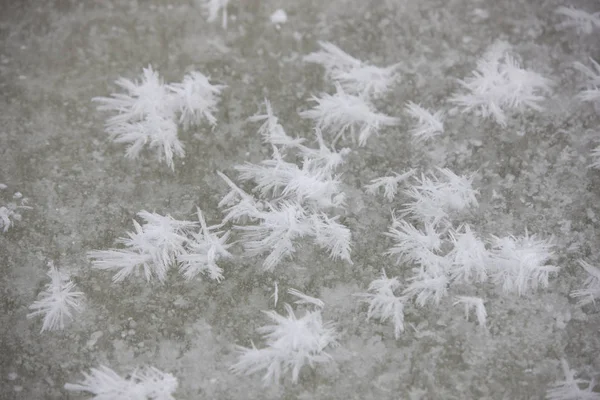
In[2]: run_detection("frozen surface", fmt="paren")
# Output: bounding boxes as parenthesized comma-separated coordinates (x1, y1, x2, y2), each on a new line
(1, 0, 599, 399)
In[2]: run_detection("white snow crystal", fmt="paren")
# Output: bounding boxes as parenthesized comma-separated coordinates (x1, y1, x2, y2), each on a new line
(404, 102, 445, 143)
(555, 6, 600, 35)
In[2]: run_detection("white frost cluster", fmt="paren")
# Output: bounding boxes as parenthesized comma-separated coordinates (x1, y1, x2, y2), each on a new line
(355, 269, 405, 338)
(570, 260, 600, 306)
(450, 41, 553, 126)
(555, 6, 600, 35)
(490, 231, 559, 296)
(404, 102, 445, 143)
(217, 100, 352, 271)
(574, 57, 600, 104)
(364, 169, 415, 202)
(64, 365, 178, 400)
(27, 261, 84, 333)
(402, 168, 479, 226)
(89, 209, 231, 283)
(304, 41, 399, 98)
(300, 83, 400, 146)
(0, 188, 30, 233)
(94, 66, 225, 170)
(231, 290, 338, 385)
(545, 359, 600, 400)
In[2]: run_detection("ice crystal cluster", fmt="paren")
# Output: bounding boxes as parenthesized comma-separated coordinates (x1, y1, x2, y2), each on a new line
(0, 185, 30, 232)
(64, 365, 178, 400)
(94, 66, 225, 170)
(357, 168, 558, 336)
(231, 289, 338, 385)
(27, 261, 84, 333)
(451, 41, 553, 126)
(88, 209, 231, 283)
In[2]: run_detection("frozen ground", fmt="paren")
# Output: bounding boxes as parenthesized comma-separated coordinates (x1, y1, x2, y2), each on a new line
(1, 0, 600, 399)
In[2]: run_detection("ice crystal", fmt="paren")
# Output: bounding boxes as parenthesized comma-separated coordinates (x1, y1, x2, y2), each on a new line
(490, 231, 559, 296)
(177, 208, 232, 281)
(364, 169, 415, 201)
(304, 41, 399, 98)
(570, 259, 600, 306)
(573, 58, 600, 103)
(231, 299, 338, 385)
(88, 211, 195, 283)
(355, 269, 405, 338)
(405, 102, 445, 143)
(450, 41, 553, 126)
(27, 262, 84, 333)
(64, 365, 178, 400)
(299, 83, 400, 146)
(555, 6, 600, 35)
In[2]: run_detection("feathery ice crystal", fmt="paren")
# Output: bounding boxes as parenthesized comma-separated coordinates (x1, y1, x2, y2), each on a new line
(447, 225, 490, 284)
(453, 296, 487, 329)
(167, 71, 226, 129)
(570, 259, 600, 306)
(450, 41, 553, 126)
(402, 168, 479, 226)
(555, 6, 600, 35)
(231, 291, 338, 385)
(0, 188, 30, 233)
(545, 359, 600, 400)
(573, 57, 600, 103)
(27, 261, 84, 333)
(64, 365, 178, 400)
(94, 67, 224, 170)
(88, 211, 195, 283)
(490, 231, 559, 296)
(177, 208, 232, 281)
(355, 269, 405, 339)
(249, 99, 306, 149)
(300, 83, 400, 146)
(304, 41, 399, 98)
(364, 169, 415, 202)
(404, 102, 445, 143)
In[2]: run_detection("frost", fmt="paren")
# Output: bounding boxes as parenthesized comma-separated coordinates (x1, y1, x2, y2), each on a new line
(310, 213, 353, 263)
(385, 217, 443, 266)
(94, 67, 224, 170)
(545, 359, 600, 400)
(88, 211, 195, 283)
(299, 83, 400, 146)
(231, 296, 338, 385)
(570, 259, 600, 306)
(249, 99, 305, 149)
(64, 365, 178, 400)
(236, 201, 312, 271)
(573, 58, 600, 103)
(453, 296, 487, 328)
(490, 231, 559, 296)
(27, 262, 84, 333)
(304, 41, 399, 98)
(555, 6, 600, 35)
(405, 102, 445, 143)
(270, 9, 287, 25)
(355, 269, 405, 339)
(167, 71, 226, 130)
(402, 168, 479, 226)
(403, 268, 449, 307)
(450, 41, 553, 126)
(364, 169, 415, 201)
(177, 208, 232, 281)
(0, 190, 31, 232)
(447, 225, 490, 284)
